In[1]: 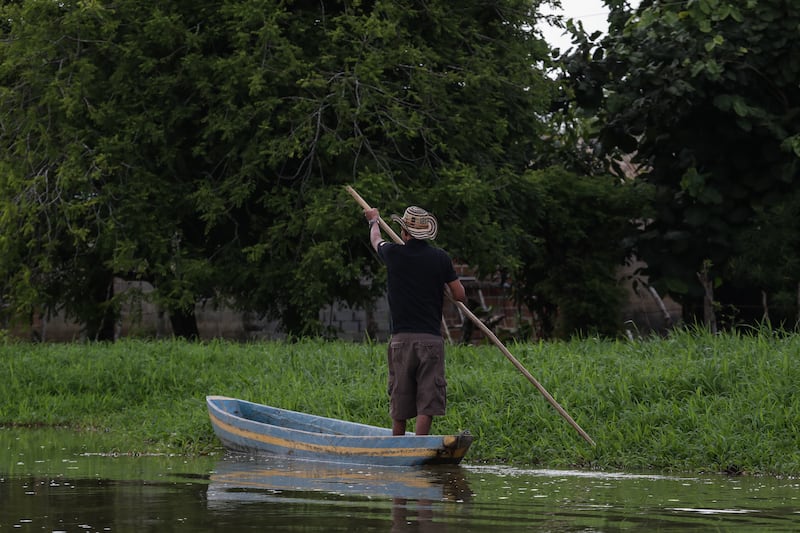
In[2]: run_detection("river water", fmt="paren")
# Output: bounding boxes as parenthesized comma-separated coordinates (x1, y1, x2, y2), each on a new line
(2, 427, 798, 531)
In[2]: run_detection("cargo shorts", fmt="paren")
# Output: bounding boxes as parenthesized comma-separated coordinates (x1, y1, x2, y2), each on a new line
(387, 332, 446, 421)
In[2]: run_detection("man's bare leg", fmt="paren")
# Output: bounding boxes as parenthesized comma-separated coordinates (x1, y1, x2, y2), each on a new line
(414, 415, 432, 436)
(392, 419, 407, 436)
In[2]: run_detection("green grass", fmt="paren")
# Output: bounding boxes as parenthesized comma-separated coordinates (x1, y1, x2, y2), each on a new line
(1, 329, 798, 475)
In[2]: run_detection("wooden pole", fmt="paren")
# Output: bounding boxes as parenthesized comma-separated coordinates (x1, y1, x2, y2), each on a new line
(345, 185, 596, 446)
(346, 186, 403, 242)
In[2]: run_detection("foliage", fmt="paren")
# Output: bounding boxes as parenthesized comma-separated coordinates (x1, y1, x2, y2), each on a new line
(188, 0, 558, 335)
(504, 166, 650, 338)
(730, 189, 800, 327)
(561, 0, 800, 327)
(0, 0, 559, 338)
(0, 1, 220, 338)
(2, 333, 800, 475)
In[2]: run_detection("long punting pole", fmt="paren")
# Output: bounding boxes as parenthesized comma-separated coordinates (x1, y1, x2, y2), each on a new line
(345, 185, 596, 447)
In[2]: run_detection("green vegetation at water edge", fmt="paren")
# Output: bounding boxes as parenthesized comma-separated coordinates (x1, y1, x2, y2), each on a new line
(1, 329, 798, 475)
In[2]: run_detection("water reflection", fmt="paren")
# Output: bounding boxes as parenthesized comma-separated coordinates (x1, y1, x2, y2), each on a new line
(209, 453, 471, 501)
(208, 454, 472, 531)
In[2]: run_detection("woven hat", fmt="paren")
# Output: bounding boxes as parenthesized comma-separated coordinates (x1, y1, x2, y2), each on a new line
(391, 206, 438, 240)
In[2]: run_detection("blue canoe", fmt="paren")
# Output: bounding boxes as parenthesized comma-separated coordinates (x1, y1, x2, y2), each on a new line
(206, 396, 473, 467)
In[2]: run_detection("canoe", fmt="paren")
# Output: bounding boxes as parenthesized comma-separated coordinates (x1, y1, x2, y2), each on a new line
(206, 395, 473, 467)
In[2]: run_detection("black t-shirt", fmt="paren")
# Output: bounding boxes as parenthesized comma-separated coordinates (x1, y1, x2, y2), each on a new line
(377, 239, 458, 336)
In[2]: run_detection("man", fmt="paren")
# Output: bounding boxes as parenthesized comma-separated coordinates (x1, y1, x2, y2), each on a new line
(364, 205, 466, 436)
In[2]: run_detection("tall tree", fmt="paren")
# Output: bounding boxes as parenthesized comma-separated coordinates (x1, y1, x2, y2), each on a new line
(0, 0, 561, 338)
(0, 0, 123, 339)
(0, 0, 232, 338)
(562, 0, 800, 327)
(199, 0, 558, 335)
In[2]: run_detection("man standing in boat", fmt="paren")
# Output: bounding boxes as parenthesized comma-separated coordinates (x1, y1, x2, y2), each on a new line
(364, 205, 466, 436)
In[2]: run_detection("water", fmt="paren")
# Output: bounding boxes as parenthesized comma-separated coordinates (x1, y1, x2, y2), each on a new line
(2, 427, 798, 531)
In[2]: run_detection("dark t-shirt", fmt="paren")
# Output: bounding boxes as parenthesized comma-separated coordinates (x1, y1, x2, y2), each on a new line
(377, 239, 458, 336)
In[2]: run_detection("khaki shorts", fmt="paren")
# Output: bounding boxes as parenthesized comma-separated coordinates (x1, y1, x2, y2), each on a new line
(387, 333, 446, 420)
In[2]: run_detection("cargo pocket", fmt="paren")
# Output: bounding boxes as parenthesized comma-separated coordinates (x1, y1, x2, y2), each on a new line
(435, 375, 447, 410)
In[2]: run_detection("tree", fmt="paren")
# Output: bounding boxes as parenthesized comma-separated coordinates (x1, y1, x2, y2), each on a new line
(0, 1, 123, 339)
(188, 0, 560, 335)
(504, 167, 648, 338)
(562, 0, 800, 328)
(0, 0, 561, 338)
(0, 1, 228, 339)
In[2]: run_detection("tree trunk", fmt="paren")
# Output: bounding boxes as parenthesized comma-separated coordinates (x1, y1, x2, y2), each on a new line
(697, 262, 717, 334)
(648, 286, 673, 328)
(85, 273, 118, 341)
(169, 307, 200, 340)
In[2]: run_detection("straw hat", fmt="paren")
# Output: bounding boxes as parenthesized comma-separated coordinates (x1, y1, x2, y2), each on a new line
(391, 206, 438, 240)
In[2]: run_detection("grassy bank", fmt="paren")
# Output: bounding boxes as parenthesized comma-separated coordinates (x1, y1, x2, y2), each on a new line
(1, 329, 798, 475)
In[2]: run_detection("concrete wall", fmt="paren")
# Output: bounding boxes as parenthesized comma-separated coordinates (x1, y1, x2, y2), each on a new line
(7, 263, 680, 342)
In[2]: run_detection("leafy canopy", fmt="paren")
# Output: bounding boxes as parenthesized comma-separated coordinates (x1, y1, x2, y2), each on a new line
(0, 0, 569, 337)
(562, 0, 800, 325)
